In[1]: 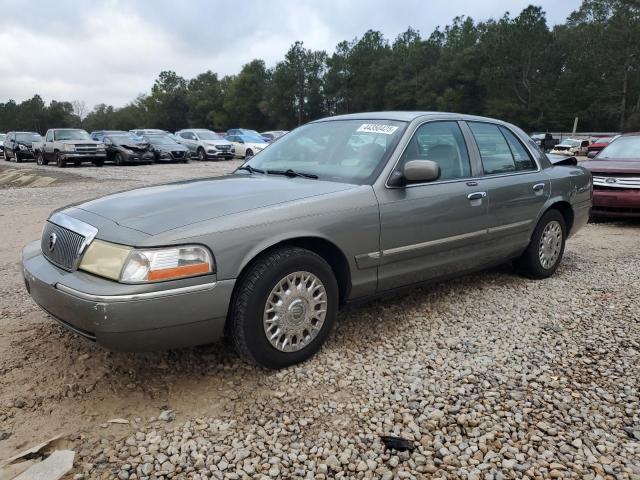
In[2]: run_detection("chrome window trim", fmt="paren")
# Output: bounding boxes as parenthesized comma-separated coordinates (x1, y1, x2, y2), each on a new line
(56, 281, 217, 303)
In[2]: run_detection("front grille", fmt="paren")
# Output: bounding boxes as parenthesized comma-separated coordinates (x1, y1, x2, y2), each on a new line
(217, 145, 230, 150)
(41, 222, 85, 271)
(74, 144, 98, 154)
(172, 151, 185, 158)
(592, 175, 640, 189)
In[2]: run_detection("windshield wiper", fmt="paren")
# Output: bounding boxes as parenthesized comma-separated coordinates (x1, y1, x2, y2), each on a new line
(267, 169, 318, 179)
(236, 165, 265, 174)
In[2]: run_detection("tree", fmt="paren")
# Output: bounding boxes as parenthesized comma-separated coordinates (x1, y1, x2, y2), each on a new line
(186, 71, 225, 130)
(223, 60, 271, 130)
(145, 71, 189, 131)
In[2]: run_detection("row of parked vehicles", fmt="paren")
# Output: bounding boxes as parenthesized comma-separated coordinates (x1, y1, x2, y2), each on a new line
(0, 128, 289, 167)
(531, 133, 619, 157)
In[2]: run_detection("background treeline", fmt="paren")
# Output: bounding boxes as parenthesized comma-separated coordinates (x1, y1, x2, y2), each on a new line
(1, 0, 638, 135)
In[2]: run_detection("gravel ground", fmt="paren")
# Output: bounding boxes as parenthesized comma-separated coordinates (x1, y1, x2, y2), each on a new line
(0, 159, 639, 479)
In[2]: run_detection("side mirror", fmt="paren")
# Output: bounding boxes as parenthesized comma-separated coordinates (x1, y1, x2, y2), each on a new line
(404, 160, 440, 183)
(587, 150, 598, 159)
(388, 160, 441, 186)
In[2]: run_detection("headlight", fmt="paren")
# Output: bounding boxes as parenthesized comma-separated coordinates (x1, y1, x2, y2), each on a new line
(79, 241, 213, 283)
(18, 144, 27, 150)
(97, 143, 106, 151)
(160, 151, 171, 158)
(64, 144, 75, 152)
(230, 148, 235, 153)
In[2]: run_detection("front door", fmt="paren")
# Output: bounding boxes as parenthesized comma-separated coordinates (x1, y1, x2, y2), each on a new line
(376, 120, 492, 291)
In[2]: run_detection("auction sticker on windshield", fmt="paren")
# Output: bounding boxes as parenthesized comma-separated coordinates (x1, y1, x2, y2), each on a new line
(356, 124, 399, 135)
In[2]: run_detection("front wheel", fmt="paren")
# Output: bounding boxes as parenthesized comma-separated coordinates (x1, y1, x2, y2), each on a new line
(92, 159, 104, 167)
(115, 153, 125, 166)
(245, 149, 253, 159)
(55, 152, 66, 168)
(36, 151, 48, 165)
(230, 247, 338, 369)
(515, 209, 566, 279)
(197, 148, 206, 161)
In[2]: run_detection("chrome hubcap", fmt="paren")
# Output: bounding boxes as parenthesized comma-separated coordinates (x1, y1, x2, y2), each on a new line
(263, 271, 327, 352)
(539, 220, 562, 269)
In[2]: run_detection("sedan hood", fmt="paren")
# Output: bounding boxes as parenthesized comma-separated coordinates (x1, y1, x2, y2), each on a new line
(76, 175, 357, 235)
(154, 144, 187, 151)
(581, 159, 640, 174)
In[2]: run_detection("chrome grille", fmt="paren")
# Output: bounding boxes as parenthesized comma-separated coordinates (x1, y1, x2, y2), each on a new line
(41, 222, 85, 271)
(217, 145, 230, 150)
(592, 175, 640, 189)
(74, 144, 98, 154)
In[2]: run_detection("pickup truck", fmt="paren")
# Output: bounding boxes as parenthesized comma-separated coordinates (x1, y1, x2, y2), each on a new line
(33, 128, 107, 168)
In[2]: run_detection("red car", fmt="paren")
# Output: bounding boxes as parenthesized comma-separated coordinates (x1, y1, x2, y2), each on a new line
(587, 136, 615, 156)
(582, 133, 640, 217)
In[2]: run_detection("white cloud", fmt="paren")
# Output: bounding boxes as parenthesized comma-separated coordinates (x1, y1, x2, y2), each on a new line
(0, 0, 580, 109)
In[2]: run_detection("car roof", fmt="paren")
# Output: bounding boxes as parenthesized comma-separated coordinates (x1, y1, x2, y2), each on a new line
(13, 131, 40, 134)
(311, 111, 515, 124)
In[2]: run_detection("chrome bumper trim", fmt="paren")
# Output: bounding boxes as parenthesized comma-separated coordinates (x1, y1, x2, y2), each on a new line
(56, 281, 217, 303)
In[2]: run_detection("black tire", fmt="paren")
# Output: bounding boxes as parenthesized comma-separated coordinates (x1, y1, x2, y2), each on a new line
(92, 159, 104, 167)
(230, 246, 339, 369)
(197, 148, 206, 161)
(55, 151, 66, 168)
(36, 151, 47, 165)
(515, 209, 566, 279)
(74, 160, 81, 167)
(115, 152, 125, 166)
(245, 149, 253, 159)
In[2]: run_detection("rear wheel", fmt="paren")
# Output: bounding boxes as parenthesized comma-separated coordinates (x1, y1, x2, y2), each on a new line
(515, 209, 566, 279)
(36, 151, 47, 165)
(230, 246, 338, 369)
(55, 152, 66, 168)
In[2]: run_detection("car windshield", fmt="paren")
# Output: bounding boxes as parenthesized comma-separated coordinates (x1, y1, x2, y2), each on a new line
(598, 136, 640, 160)
(109, 134, 141, 144)
(54, 130, 91, 141)
(244, 119, 407, 184)
(561, 139, 580, 147)
(146, 134, 178, 145)
(196, 131, 223, 140)
(16, 133, 42, 142)
(239, 135, 265, 143)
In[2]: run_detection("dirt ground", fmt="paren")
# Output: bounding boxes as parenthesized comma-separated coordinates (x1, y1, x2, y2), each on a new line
(0, 160, 639, 478)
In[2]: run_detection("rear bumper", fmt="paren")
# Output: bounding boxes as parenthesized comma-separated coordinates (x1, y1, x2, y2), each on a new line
(21, 240, 234, 351)
(592, 188, 640, 217)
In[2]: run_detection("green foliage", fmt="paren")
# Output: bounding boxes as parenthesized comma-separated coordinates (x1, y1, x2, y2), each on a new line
(1, 1, 639, 134)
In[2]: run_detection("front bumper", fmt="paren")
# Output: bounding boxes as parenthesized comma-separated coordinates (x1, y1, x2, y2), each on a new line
(592, 187, 640, 217)
(61, 152, 107, 161)
(22, 240, 235, 351)
(123, 151, 155, 164)
(206, 150, 234, 160)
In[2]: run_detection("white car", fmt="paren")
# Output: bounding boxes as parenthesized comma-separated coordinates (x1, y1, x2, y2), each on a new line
(225, 134, 269, 159)
(550, 138, 590, 156)
(175, 129, 235, 161)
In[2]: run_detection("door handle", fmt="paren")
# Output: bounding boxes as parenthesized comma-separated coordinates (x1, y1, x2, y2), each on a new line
(533, 183, 545, 192)
(467, 191, 487, 201)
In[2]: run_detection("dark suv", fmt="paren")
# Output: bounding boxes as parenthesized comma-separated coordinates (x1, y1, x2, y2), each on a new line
(4, 131, 43, 162)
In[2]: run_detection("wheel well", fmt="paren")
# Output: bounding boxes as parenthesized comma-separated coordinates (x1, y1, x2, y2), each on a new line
(235, 237, 352, 304)
(548, 201, 574, 235)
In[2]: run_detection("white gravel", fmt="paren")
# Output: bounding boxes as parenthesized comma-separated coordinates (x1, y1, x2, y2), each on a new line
(0, 159, 639, 479)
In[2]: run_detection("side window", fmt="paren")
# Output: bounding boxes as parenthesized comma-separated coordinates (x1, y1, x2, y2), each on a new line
(500, 127, 536, 171)
(468, 122, 516, 175)
(45, 131, 53, 142)
(179, 132, 190, 139)
(399, 121, 471, 180)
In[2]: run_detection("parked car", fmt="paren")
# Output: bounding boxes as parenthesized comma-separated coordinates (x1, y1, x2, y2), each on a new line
(32, 129, 106, 167)
(531, 133, 559, 152)
(586, 136, 614, 157)
(261, 130, 289, 142)
(21, 112, 591, 368)
(143, 134, 189, 163)
(175, 129, 235, 161)
(3, 131, 43, 162)
(225, 134, 269, 159)
(91, 130, 129, 142)
(550, 138, 590, 156)
(103, 133, 155, 165)
(227, 128, 268, 141)
(0, 133, 5, 159)
(582, 133, 640, 217)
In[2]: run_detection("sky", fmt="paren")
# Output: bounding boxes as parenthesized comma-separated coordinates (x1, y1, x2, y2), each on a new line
(0, 0, 580, 110)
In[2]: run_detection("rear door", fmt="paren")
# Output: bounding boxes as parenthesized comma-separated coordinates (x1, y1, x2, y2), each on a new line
(466, 121, 549, 260)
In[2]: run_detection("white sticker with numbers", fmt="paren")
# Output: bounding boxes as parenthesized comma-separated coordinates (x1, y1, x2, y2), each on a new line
(356, 123, 399, 135)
